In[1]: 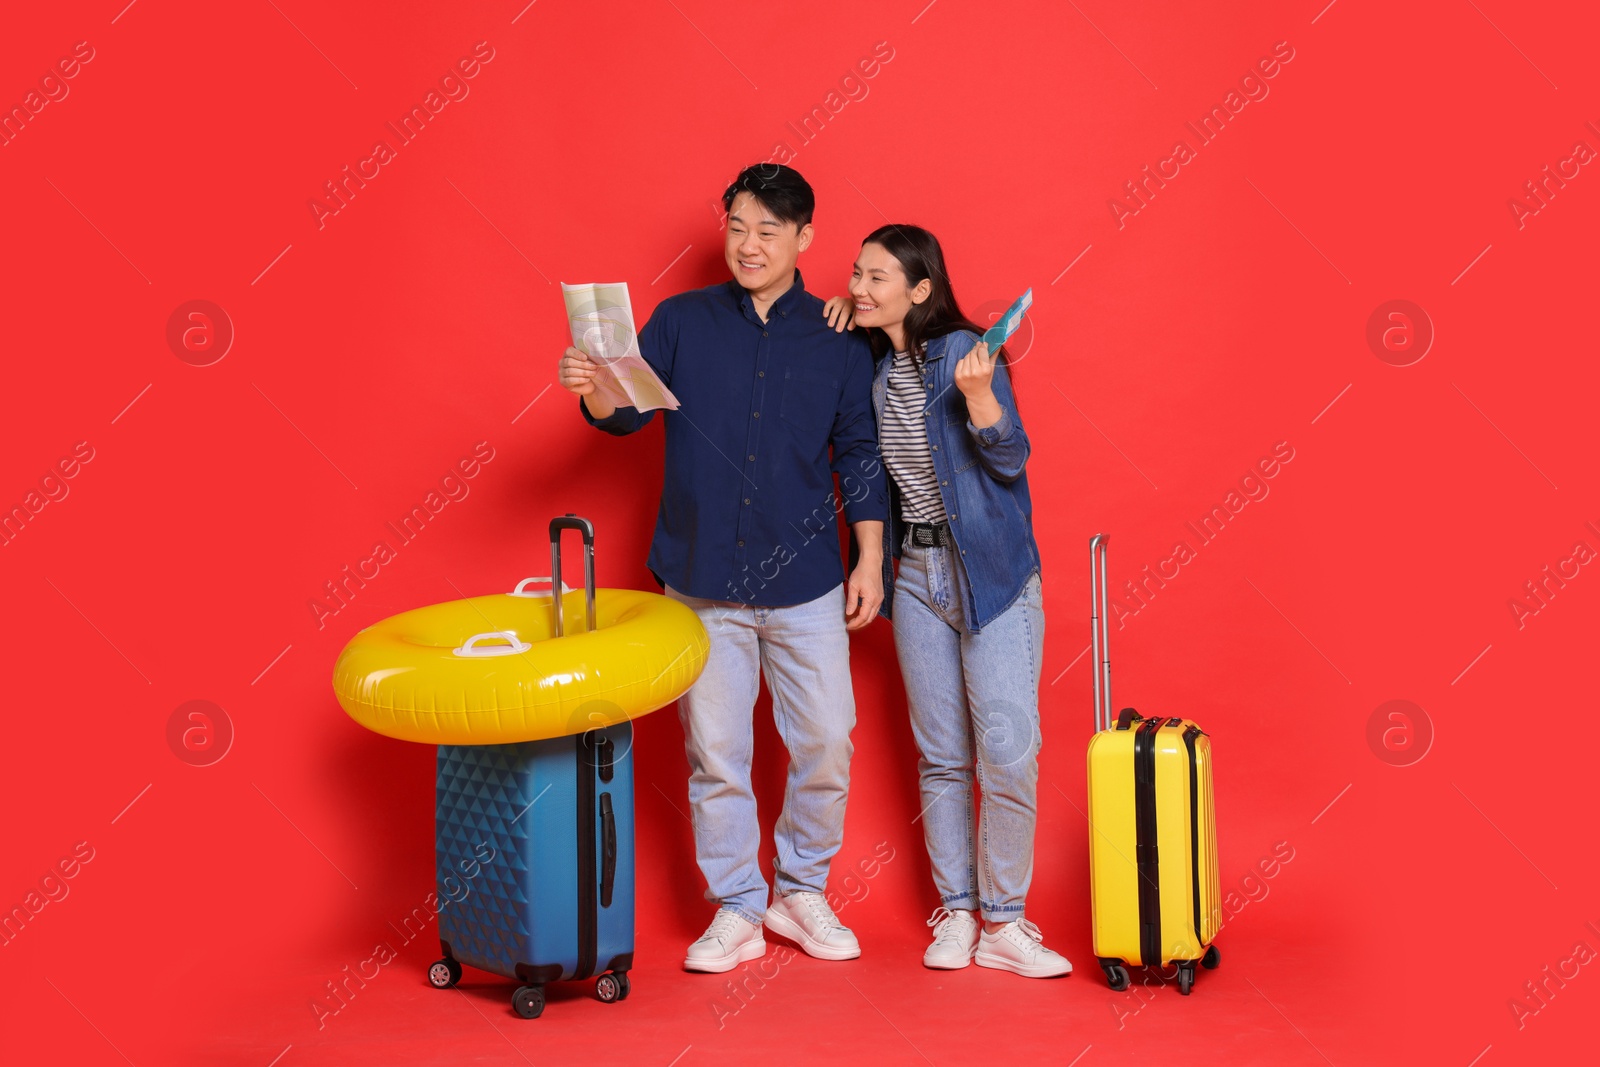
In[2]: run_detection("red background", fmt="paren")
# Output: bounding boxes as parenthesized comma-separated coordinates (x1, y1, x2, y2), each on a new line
(3, 1, 1596, 1064)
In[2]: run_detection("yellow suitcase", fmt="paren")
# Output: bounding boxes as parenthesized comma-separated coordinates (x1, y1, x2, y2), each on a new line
(1086, 534, 1222, 994)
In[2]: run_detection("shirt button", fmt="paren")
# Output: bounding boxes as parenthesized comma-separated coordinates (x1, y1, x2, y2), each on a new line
(737, 540, 745, 547)
(758, 370, 765, 377)
(753, 411, 760, 418)
(744, 498, 751, 505)
(941, 480, 948, 486)
(762, 331, 769, 337)
(931, 445, 938, 451)
(748, 454, 755, 461)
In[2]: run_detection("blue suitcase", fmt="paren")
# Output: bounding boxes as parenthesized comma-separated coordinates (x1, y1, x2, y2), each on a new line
(429, 726, 636, 1017)
(425, 517, 636, 1019)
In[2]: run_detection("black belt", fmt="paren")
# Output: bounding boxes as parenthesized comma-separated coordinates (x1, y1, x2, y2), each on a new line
(907, 521, 953, 548)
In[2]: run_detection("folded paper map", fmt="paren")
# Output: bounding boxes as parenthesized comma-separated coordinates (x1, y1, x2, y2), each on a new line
(982, 288, 1033, 350)
(561, 282, 679, 412)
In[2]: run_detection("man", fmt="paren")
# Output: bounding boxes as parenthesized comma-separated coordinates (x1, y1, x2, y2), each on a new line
(557, 163, 886, 973)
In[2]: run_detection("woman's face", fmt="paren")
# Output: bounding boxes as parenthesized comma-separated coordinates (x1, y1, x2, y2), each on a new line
(848, 242, 929, 337)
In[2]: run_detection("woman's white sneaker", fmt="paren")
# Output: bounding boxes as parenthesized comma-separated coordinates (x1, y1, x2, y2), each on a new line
(923, 907, 979, 969)
(974, 918, 1073, 978)
(684, 908, 766, 973)
(763, 891, 861, 960)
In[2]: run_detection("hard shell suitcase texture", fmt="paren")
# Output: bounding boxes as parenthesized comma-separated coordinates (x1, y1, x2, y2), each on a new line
(1085, 533, 1222, 995)
(426, 515, 637, 1019)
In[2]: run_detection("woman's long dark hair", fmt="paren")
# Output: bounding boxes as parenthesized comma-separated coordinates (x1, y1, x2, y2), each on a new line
(858, 224, 1015, 387)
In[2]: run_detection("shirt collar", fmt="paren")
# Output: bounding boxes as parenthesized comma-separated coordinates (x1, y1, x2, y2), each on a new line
(731, 268, 807, 321)
(922, 331, 961, 361)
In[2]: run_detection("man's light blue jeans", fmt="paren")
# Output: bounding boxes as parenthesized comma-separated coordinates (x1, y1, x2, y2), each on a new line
(892, 535, 1045, 920)
(663, 582, 856, 925)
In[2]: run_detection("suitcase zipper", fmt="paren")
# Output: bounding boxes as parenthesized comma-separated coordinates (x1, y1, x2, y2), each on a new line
(1133, 717, 1163, 968)
(1182, 724, 1207, 952)
(576, 732, 598, 979)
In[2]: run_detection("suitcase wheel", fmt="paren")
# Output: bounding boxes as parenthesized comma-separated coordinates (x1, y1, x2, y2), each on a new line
(512, 985, 545, 1019)
(428, 958, 461, 989)
(1176, 961, 1196, 995)
(1202, 944, 1220, 970)
(1099, 961, 1130, 992)
(595, 972, 629, 1004)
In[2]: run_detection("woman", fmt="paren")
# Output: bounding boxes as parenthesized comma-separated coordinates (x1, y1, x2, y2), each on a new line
(822, 225, 1069, 978)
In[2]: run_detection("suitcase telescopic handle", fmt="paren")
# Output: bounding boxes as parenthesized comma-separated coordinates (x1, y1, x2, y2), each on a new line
(549, 514, 597, 636)
(1090, 533, 1113, 734)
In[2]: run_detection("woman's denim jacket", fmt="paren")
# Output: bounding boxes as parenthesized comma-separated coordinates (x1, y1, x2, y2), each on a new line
(871, 329, 1041, 633)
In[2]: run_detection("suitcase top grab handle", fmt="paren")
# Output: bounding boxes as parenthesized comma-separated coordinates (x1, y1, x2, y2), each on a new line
(549, 514, 597, 637)
(1090, 533, 1114, 734)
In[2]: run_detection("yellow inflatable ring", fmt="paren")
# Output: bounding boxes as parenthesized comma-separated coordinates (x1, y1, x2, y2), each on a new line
(332, 580, 709, 745)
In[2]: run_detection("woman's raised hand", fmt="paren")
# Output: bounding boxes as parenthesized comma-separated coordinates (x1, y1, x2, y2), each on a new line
(953, 339, 996, 400)
(822, 295, 856, 333)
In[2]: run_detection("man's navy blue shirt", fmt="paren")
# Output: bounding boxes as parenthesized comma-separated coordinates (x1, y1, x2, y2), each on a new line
(582, 270, 887, 607)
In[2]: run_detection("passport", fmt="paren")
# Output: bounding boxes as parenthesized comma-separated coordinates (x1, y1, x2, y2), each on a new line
(983, 288, 1032, 350)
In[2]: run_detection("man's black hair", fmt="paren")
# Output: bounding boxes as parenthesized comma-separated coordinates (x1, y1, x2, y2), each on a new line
(721, 163, 815, 229)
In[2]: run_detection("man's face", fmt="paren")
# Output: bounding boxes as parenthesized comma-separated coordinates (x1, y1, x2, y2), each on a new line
(724, 190, 813, 293)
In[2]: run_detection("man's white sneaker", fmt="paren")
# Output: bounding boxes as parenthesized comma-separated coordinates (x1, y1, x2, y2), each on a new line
(974, 918, 1073, 978)
(923, 906, 979, 969)
(684, 908, 766, 973)
(763, 891, 861, 960)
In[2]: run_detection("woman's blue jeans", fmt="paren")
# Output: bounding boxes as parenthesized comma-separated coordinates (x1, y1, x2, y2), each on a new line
(892, 534, 1045, 920)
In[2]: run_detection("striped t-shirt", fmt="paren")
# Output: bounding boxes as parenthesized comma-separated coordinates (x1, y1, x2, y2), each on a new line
(881, 351, 948, 523)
